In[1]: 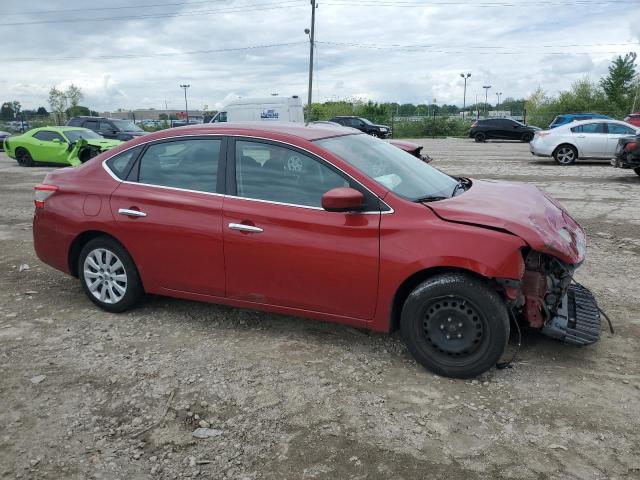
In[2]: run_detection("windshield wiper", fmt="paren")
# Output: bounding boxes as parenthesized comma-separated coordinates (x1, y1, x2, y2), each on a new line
(415, 195, 448, 203)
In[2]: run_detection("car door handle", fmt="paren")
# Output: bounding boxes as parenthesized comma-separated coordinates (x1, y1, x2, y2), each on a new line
(577, 135, 585, 138)
(228, 223, 263, 233)
(118, 208, 147, 217)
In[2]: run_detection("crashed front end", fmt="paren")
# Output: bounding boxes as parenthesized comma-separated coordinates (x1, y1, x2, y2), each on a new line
(66, 138, 121, 167)
(516, 250, 601, 345)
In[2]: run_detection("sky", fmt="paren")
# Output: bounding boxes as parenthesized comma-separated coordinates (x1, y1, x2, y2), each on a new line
(1, 0, 639, 112)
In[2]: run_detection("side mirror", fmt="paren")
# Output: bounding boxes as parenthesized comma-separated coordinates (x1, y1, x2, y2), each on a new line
(51, 138, 61, 143)
(322, 187, 365, 212)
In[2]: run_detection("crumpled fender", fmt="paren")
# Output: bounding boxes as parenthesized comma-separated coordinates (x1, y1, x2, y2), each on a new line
(65, 138, 87, 167)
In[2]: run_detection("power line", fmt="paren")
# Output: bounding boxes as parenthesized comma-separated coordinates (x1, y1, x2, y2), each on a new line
(323, 0, 636, 5)
(0, 1, 306, 26)
(5, 42, 307, 62)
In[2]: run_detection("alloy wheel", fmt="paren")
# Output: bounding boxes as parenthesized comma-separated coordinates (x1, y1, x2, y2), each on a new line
(83, 248, 128, 304)
(556, 147, 576, 164)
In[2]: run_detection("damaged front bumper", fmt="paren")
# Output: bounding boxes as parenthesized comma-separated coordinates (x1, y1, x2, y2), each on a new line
(515, 251, 601, 346)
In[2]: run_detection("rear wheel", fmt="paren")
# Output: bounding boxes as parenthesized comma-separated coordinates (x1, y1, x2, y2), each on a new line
(553, 144, 577, 165)
(474, 132, 486, 143)
(521, 132, 533, 143)
(15, 148, 34, 167)
(78, 236, 143, 313)
(634, 167, 640, 177)
(400, 273, 510, 378)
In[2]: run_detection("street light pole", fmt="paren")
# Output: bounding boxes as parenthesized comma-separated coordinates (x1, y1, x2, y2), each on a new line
(482, 85, 491, 117)
(460, 73, 471, 121)
(179, 84, 190, 124)
(495, 92, 502, 113)
(305, 0, 317, 122)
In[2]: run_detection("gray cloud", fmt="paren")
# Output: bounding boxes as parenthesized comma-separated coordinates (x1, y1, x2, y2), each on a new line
(0, 0, 637, 111)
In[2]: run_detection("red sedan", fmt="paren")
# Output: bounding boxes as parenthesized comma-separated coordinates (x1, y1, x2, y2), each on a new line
(33, 123, 601, 378)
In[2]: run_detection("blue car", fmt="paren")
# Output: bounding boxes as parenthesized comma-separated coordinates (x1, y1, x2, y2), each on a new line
(549, 113, 611, 129)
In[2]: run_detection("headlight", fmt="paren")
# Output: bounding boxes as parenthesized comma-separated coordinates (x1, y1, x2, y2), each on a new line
(558, 228, 572, 244)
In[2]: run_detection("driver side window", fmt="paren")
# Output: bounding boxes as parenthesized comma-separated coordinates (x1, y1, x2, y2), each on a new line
(234, 140, 349, 208)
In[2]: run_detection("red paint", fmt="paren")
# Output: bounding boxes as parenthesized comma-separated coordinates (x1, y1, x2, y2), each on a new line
(521, 271, 547, 328)
(321, 187, 365, 211)
(32, 123, 588, 333)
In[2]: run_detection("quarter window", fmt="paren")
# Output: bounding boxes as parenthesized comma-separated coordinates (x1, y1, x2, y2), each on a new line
(99, 122, 115, 132)
(136, 139, 221, 193)
(235, 140, 349, 208)
(33, 130, 65, 142)
(106, 146, 143, 180)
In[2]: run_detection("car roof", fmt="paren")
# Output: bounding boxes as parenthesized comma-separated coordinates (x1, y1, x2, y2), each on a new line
(149, 122, 357, 141)
(33, 126, 90, 132)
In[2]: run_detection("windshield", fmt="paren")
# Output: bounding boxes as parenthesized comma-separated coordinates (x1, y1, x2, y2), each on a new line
(112, 120, 144, 132)
(316, 134, 458, 201)
(360, 118, 374, 125)
(64, 129, 102, 142)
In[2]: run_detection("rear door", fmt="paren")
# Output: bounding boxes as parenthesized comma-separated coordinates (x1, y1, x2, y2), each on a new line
(222, 138, 381, 321)
(109, 136, 227, 296)
(571, 122, 607, 157)
(605, 123, 637, 157)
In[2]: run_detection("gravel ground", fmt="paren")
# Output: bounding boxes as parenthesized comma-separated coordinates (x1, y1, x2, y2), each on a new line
(1, 138, 639, 480)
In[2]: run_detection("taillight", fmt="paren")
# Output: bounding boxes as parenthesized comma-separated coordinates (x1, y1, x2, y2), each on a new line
(536, 131, 550, 137)
(470, 121, 477, 128)
(625, 141, 638, 151)
(34, 184, 58, 208)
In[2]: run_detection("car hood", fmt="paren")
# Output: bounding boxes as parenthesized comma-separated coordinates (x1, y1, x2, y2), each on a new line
(123, 131, 147, 136)
(424, 179, 585, 265)
(85, 138, 123, 150)
(375, 124, 391, 129)
(388, 139, 421, 152)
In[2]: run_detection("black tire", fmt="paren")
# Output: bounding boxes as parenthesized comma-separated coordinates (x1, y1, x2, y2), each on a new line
(521, 132, 533, 143)
(553, 144, 578, 165)
(15, 147, 34, 167)
(634, 167, 640, 177)
(400, 273, 510, 378)
(78, 236, 143, 313)
(370, 131, 380, 138)
(474, 132, 486, 143)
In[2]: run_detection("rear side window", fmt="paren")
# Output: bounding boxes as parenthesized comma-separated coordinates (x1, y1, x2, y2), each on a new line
(84, 120, 99, 131)
(571, 123, 605, 134)
(136, 139, 222, 193)
(552, 116, 566, 124)
(106, 146, 142, 180)
(67, 118, 82, 126)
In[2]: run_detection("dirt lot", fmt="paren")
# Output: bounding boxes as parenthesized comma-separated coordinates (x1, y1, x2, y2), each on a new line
(1, 139, 639, 480)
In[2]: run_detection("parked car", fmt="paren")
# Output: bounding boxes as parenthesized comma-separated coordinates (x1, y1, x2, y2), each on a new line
(0, 131, 10, 150)
(32, 123, 601, 378)
(67, 116, 147, 141)
(611, 133, 640, 176)
(530, 119, 640, 165)
(4, 127, 121, 166)
(548, 113, 611, 129)
(469, 118, 540, 143)
(210, 96, 304, 123)
(329, 116, 391, 138)
(623, 113, 640, 127)
(308, 121, 430, 162)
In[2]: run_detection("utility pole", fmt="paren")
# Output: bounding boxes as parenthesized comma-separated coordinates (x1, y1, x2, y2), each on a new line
(460, 73, 471, 121)
(495, 92, 502, 113)
(305, 0, 317, 122)
(475, 93, 479, 119)
(164, 100, 169, 127)
(180, 84, 190, 124)
(482, 85, 491, 117)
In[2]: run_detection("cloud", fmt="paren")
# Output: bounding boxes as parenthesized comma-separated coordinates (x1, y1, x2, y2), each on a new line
(0, 0, 636, 110)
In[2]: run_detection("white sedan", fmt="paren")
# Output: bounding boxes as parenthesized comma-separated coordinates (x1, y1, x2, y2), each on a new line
(530, 119, 639, 165)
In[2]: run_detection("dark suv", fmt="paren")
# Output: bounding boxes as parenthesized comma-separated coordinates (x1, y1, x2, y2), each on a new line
(67, 117, 147, 141)
(329, 116, 391, 138)
(469, 118, 539, 143)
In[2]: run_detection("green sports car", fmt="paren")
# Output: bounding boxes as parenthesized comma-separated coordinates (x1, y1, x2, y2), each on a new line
(3, 126, 122, 167)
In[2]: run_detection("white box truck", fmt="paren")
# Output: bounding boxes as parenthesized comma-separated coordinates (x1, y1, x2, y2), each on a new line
(210, 96, 304, 123)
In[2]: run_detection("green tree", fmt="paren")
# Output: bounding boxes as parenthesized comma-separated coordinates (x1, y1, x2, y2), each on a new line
(600, 52, 637, 114)
(37, 106, 48, 116)
(48, 87, 67, 125)
(1, 102, 14, 121)
(65, 84, 84, 117)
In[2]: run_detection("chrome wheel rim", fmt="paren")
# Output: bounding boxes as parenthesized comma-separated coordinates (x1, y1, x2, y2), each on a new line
(556, 147, 575, 164)
(83, 248, 127, 304)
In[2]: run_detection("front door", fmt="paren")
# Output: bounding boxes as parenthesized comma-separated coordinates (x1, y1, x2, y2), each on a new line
(223, 139, 380, 321)
(32, 130, 68, 162)
(109, 137, 226, 296)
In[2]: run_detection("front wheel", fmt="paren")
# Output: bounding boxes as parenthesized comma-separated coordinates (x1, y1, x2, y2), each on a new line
(15, 148, 34, 167)
(554, 145, 577, 165)
(521, 133, 533, 143)
(79, 236, 143, 313)
(400, 273, 510, 378)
